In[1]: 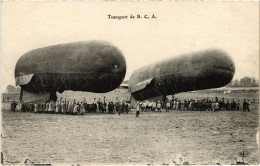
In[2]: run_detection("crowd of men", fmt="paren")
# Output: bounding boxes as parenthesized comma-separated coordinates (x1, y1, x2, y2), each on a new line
(136, 97, 252, 112)
(10, 97, 252, 115)
(16, 98, 131, 116)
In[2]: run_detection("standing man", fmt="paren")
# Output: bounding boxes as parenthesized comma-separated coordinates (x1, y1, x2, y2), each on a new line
(11, 101, 17, 112)
(118, 101, 122, 115)
(21, 101, 26, 112)
(73, 102, 79, 115)
(243, 99, 247, 112)
(108, 101, 112, 114)
(30, 103, 34, 113)
(152, 101, 156, 111)
(236, 99, 240, 110)
(69, 102, 74, 114)
(166, 101, 171, 112)
(93, 98, 97, 112)
(55, 101, 60, 114)
(51, 101, 56, 114)
(97, 98, 101, 112)
(189, 100, 194, 111)
(215, 101, 220, 111)
(48, 101, 52, 113)
(45, 102, 49, 113)
(65, 101, 69, 114)
(157, 101, 161, 112)
(148, 101, 152, 111)
(125, 102, 129, 114)
(80, 102, 85, 115)
(136, 102, 140, 117)
(41, 102, 45, 113)
(34, 102, 39, 113)
(116, 101, 120, 114)
(247, 100, 251, 112)
(142, 102, 147, 112)
(61, 101, 65, 114)
(110, 101, 114, 114)
(178, 100, 182, 110)
(175, 100, 179, 110)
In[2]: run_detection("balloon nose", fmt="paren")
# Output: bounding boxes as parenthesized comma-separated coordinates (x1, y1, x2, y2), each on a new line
(110, 57, 126, 76)
(216, 52, 235, 84)
(226, 56, 235, 77)
(211, 49, 235, 76)
(229, 62, 235, 72)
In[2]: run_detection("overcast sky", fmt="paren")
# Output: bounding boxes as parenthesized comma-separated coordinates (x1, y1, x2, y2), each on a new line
(2, 2, 259, 90)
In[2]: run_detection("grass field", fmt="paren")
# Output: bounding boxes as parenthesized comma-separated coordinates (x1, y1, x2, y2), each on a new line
(1, 90, 259, 165)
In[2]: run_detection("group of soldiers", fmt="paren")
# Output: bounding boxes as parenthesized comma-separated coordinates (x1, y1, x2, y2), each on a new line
(17, 98, 131, 115)
(10, 97, 252, 115)
(21, 101, 85, 115)
(137, 97, 251, 112)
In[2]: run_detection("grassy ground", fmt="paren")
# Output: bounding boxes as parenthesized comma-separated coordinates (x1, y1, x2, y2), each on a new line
(1, 100, 259, 165)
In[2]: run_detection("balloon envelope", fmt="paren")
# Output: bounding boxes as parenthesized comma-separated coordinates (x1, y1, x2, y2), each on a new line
(15, 41, 126, 94)
(129, 49, 235, 100)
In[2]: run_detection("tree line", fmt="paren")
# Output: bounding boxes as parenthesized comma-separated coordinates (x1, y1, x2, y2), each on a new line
(226, 77, 259, 87)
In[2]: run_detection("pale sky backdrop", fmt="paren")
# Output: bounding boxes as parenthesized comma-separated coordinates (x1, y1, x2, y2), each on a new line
(1, 2, 259, 91)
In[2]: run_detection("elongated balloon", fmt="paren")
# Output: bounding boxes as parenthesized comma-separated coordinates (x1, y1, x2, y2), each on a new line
(129, 49, 235, 100)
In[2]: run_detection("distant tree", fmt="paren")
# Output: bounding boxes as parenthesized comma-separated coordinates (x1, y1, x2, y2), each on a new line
(233, 79, 240, 87)
(255, 79, 259, 86)
(240, 77, 252, 87)
(225, 77, 259, 87)
(226, 79, 238, 87)
(250, 77, 258, 87)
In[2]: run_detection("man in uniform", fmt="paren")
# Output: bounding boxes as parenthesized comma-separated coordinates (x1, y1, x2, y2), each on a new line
(176, 100, 179, 110)
(166, 100, 171, 112)
(38, 102, 42, 113)
(147, 101, 152, 111)
(178, 100, 182, 110)
(80, 102, 85, 115)
(118, 101, 122, 115)
(45, 102, 49, 113)
(183, 100, 188, 110)
(41, 102, 45, 113)
(97, 98, 101, 112)
(34, 103, 39, 113)
(157, 101, 162, 112)
(61, 101, 65, 114)
(69, 102, 74, 114)
(173, 99, 177, 110)
(21, 101, 26, 112)
(51, 101, 55, 114)
(116, 101, 120, 114)
(243, 99, 247, 112)
(152, 102, 157, 111)
(136, 102, 140, 117)
(11, 101, 17, 112)
(236, 99, 240, 110)
(189, 100, 194, 111)
(55, 101, 60, 114)
(141, 102, 147, 112)
(65, 101, 69, 114)
(30, 103, 34, 112)
(73, 103, 79, 115)
(247, 100, 251, 112)
(93, 98, 97, 112)
(125, 102, 129, 113)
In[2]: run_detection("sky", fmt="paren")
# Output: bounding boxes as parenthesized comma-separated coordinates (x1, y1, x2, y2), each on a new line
(1, 2, 259, 91)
